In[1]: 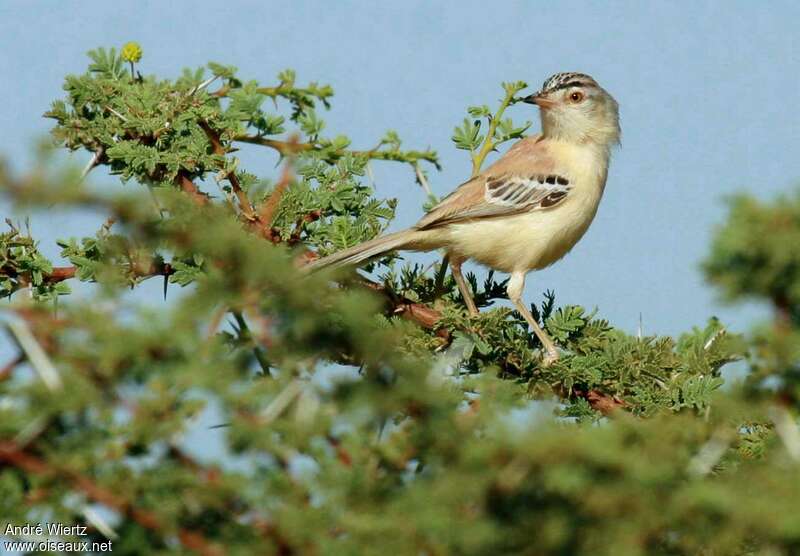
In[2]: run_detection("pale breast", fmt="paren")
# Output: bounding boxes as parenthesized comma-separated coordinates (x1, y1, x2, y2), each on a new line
(443, 141, 609, 273)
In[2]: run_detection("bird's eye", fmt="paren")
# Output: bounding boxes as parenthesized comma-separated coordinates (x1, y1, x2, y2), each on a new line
(569, 91, 584, 103)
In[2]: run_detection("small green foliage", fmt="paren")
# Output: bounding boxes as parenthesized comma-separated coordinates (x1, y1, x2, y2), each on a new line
(453, 80, 532, 175)
(0, 221, 67, 301)
(704, 191, 800, 318)
(278, 154, 396, 254)
(545, 304, 589, 342)
(704, 190, 800, 407)
(87, 46, 127, 79)
(1, 45, 799, 555)
(170, 254, 205, 286)
(451, 117, 485, 152)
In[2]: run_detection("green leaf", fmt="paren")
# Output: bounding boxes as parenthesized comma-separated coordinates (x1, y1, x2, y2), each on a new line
(451, 118, 484, 151)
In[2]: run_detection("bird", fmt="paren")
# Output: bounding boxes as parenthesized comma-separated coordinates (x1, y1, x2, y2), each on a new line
(308, 72, 620, 365)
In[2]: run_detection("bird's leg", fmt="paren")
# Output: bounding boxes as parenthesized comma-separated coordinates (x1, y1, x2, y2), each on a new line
(450, 256, 478, 316)
(507, 271, 559, 366)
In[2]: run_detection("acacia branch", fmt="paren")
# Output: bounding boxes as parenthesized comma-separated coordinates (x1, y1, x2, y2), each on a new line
(29, 262, 172, 291)
(575, 389, 626, 415)
(46, 266, 78, 283)
(357, 277, 447, 334)
(255, 84, 317, 98)
(176, 172, 209, 205)
(471, 87, 518, 176)
(234, 135, 439, 167)
(198, 121, 259, 221)
(0, 352, 24, 382)
(259, 154, 295, 240)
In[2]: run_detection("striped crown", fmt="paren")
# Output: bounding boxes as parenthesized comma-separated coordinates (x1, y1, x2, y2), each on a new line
(540, 72, 595, 93)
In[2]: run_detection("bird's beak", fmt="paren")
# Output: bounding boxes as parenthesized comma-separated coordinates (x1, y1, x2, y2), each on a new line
(522, 92, 556, 108)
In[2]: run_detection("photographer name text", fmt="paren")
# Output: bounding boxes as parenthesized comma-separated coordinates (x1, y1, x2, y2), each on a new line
(3, 522, 112, 552)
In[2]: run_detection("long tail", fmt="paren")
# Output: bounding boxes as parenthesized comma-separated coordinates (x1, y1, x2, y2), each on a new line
(306, 229, 422, 271)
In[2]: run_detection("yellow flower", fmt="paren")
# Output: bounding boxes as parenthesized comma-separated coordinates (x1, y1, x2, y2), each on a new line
(121, 42, 143, 63)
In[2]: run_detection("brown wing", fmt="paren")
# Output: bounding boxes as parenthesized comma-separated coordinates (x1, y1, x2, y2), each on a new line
(415, 176, 486, 229)
(415, 135, 568, 230)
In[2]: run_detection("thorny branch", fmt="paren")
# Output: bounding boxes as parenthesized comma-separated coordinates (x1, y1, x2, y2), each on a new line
(176, 171, 210, 205)
(234, 135, 440, 168)
(0, 352, 24, 382)
(198, 120, 258, 221)
(259, 151, 296, 241)
(5, 260, 173, 291)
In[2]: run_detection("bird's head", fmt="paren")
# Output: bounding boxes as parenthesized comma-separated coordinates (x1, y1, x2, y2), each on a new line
(523, 72, 620, 147)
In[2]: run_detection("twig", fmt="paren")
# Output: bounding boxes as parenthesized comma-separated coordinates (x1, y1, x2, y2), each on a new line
(287, 210, 321, 245)
(0, 352, 25, 382)
(259, 154, 295, 238)
(470, 87, 518, 176)
(255, 84, 318, 98)
(46, 266, 77, 284)
(176, 172, 209, 205)
(34, 261, 173, 292)
(198, 121, 258, 221)
(235, 135, 439, 167)
(325, 435, 353, 467)
(572, 388, 626, 415)
(235, 135, 313, 155)
(32, 265, 445, 343)
(357, 277, 447, 333)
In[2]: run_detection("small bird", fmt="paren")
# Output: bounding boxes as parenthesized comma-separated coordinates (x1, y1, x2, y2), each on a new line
(309, 72, 620, 365)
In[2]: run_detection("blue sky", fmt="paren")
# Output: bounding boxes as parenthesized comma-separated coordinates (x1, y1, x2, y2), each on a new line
(1, 0, 799, 339)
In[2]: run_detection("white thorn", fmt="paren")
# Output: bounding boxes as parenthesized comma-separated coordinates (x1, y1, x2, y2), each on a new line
(704, 327, 726, 350)
(81, 147, 104, 179)
(687, 429, 731, 477)
(770, 406, 800, 462)
(294, 386, 320, 427)
(189, 75, 219, 96)
(83, 506, 118, 540)
(260, 380, 303, 425)
(414, 163, 433, 197)
(6, 319, 62, 391)
(366, 162, 375, 187)
(106, 107, 128, 122)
